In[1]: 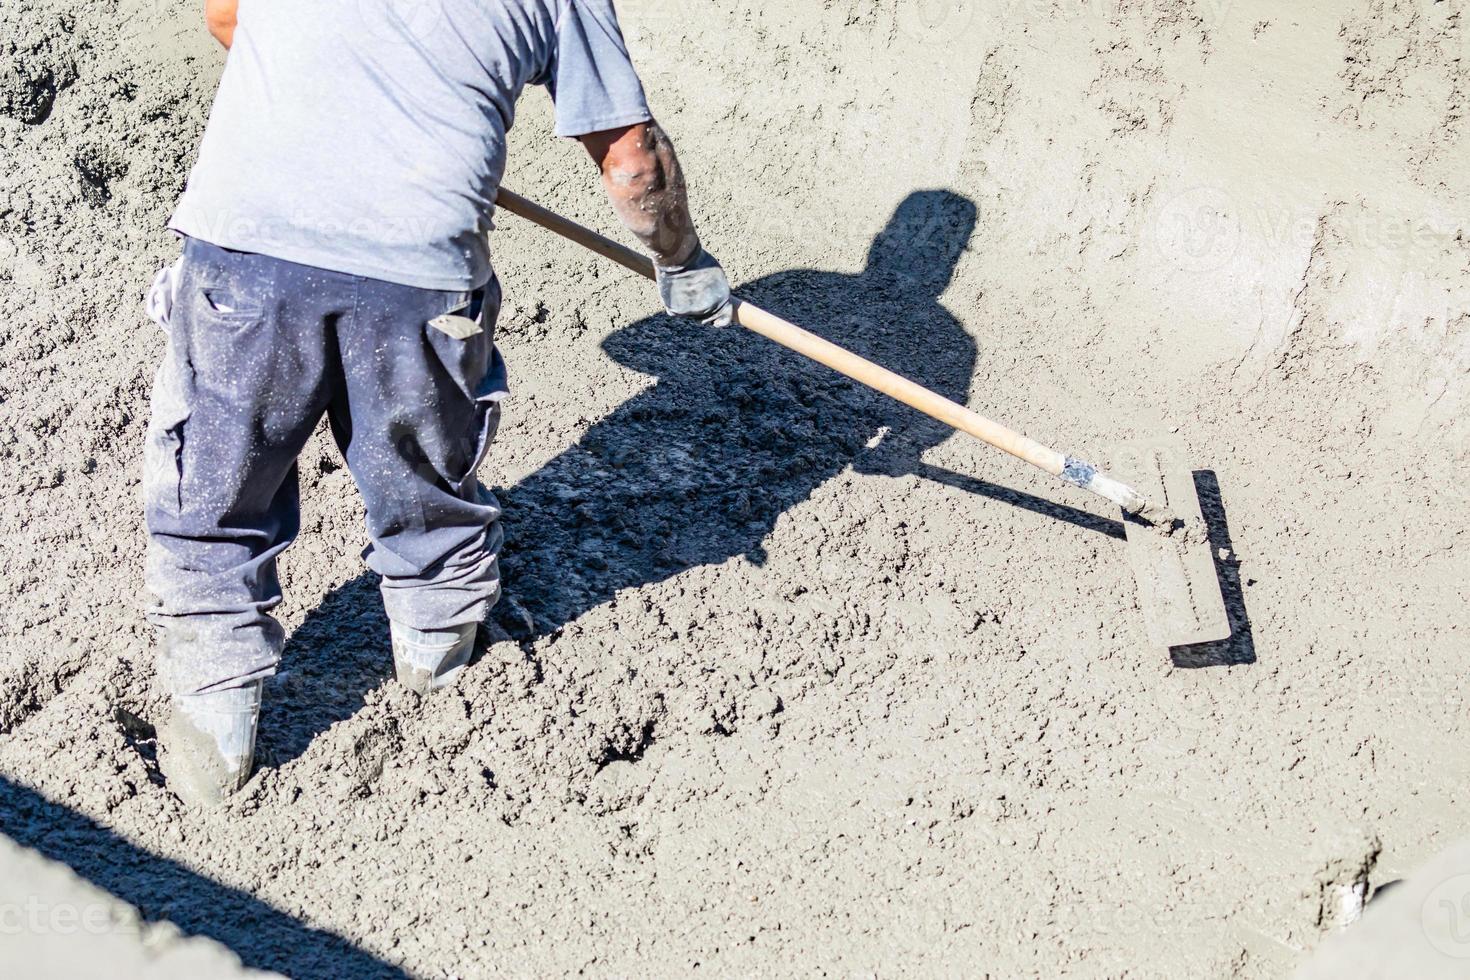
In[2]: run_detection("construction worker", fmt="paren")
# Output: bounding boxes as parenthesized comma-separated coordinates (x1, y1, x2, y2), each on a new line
(145, 0, 733, 806)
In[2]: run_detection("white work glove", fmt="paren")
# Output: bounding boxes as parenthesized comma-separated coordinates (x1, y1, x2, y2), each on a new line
(655, 247, 734, 328)
(146, 256, 185, 331)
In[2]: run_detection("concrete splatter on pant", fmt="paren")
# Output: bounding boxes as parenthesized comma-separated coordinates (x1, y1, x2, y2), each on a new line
(143, 237, 507, 696)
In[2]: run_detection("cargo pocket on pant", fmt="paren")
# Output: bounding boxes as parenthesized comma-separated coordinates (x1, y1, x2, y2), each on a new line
(425, 283, 506, 500)
(444, 371, 505, 499)
(463, 283, 508, 498)
(143, 357, 192, 516)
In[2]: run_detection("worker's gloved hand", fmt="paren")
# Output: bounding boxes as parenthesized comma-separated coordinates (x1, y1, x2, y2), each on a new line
(656, 247, 734, 327)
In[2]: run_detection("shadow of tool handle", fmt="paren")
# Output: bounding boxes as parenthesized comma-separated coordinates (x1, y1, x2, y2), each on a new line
(908, 460, 1126, 539)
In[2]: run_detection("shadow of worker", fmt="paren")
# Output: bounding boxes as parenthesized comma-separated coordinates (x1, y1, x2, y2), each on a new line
(495, 190, 981, 636)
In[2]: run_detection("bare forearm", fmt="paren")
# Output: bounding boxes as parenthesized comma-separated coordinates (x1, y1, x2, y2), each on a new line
(205, 0, 237, 49)
(588, 122, 700, 268)
(580, 120, 733, 326)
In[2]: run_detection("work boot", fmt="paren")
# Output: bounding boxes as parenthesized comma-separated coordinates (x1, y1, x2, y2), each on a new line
(391, 622, 477, 695)
(158, 681, 262, 808)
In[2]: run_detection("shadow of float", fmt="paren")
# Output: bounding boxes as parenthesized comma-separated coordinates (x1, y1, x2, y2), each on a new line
(1169, 470, 1256, 668)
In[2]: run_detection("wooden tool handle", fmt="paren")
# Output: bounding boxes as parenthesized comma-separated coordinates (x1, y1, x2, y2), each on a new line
(730, 300, 1068, 474)
(494, 187, 1068, 477)
(497, 187, 656, 280)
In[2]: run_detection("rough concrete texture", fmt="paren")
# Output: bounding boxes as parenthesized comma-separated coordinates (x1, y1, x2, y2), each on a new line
(1296, 838, 1470, 979)
(0, 0, 1466, 976)
(0, 830, 276, 978)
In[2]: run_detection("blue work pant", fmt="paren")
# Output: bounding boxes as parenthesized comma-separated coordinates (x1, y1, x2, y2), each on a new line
(143, 238, 506, 695)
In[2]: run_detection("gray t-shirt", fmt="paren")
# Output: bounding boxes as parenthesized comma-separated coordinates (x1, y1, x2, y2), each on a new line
(170, 0, 652, 290)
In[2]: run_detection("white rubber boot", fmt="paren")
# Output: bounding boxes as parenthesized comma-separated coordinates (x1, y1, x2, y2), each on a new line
(158, 681, 262, 808)
(391, 622, 477, 695)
